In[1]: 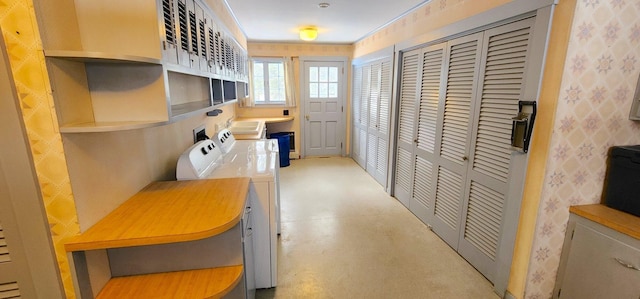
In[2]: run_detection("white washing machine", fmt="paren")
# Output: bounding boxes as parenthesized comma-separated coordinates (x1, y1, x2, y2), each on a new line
(176, 135, 280, 289)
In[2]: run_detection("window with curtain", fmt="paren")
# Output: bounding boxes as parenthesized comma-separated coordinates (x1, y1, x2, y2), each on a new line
(244, 57, 296, 107)
(253, 58, 286, 105)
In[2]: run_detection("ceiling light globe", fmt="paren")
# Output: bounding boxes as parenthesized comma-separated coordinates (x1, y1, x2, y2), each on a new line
(299, 27, 318, 41)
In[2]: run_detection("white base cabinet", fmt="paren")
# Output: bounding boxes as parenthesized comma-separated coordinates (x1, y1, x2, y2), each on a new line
(554, 205, 640, 299)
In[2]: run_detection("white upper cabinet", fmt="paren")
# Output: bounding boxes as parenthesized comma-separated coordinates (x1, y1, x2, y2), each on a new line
(35, 0, 248, 133)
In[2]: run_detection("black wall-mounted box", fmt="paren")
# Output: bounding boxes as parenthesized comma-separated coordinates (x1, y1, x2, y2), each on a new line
(602, 145, 640, 217)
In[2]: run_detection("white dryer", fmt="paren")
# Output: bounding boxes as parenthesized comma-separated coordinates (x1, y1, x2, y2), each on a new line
(213, 129, 281, 235)
(177, 137, 280, 289)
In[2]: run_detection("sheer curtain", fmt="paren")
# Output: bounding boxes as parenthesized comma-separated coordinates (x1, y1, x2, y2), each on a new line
(239, 59, 255, 107)
(241, 56, 296, 107)
(283, 57, 297, 107)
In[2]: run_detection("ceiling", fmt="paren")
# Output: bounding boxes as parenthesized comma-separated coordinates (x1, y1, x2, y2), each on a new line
(223, 0, 429, 44)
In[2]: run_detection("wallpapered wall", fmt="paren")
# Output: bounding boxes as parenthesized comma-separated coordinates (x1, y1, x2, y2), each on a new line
(0, 0, 79, 297)
(524, 1, 640, 298)
(0, 0, 246, 298)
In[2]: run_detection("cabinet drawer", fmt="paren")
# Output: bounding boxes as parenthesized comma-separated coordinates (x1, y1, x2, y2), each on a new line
(558, 223, 640, 299)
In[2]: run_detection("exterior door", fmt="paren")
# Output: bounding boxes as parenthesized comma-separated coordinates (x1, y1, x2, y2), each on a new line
(303, 60, 345, 157)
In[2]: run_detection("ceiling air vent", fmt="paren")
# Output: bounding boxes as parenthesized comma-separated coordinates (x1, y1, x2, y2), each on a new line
(162, 0, 176, 45)
(178, 0, 188, 51)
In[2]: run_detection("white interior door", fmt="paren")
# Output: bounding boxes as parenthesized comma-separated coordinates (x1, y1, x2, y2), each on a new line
(303, 60, 345, 157)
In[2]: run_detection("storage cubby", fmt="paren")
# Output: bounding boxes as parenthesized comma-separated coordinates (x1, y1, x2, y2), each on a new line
(35, 0, 249, 133)
(223, 80, 237, 101)
(212, 79, 224, 105)
(168, 71, 212, 118)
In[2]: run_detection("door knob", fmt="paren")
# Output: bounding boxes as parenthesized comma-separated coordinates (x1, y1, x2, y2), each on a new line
(305, 115, 310, 121)
(462, 156, 468, 161)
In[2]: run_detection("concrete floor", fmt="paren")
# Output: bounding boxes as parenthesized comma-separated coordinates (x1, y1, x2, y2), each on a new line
(257, 157, 499, 299)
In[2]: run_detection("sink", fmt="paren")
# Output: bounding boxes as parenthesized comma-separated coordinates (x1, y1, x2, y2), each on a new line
(229, 121, 261, 135)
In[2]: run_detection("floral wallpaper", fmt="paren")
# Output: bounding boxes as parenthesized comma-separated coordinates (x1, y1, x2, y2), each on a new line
(524, 0, 640, 298)
(0, 0, 80, 297)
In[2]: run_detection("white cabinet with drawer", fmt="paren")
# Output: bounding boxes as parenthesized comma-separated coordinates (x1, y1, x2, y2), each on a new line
(554, 205, 640, 299)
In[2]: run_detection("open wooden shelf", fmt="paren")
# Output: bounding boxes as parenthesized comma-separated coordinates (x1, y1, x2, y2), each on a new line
(65, 178, 250, 252)
(95, 266, 243, 299)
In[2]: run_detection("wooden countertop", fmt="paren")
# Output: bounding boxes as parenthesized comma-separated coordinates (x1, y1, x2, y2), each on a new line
(65, 178, 250, 251)
(95, 266, 243, 299)
(570, 204, 640, 240)
(235, 116, 294, 123)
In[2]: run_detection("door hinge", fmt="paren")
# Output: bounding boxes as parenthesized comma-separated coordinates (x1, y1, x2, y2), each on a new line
(341, 143, 343, 149)
(342, 67, 344, 74)
(570, 229, 575, 240)
(342, 106, 344, 112)
(557, 288, 562, 298)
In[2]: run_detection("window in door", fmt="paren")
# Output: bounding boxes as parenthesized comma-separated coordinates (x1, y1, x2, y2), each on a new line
(308, 66, 339, 98)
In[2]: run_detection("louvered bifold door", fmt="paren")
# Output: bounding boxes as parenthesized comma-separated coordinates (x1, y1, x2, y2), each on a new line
(457, 18, 535, 283)
(393, 49, 421, 208)
(374, 59, 393, 187)
(428, 33, 483, 248)
(366, 63, 381, 179)
(408, 43, 446, 224)
(352, 66, 366, 168)
(0, 224, 22, 299)
(358, 65, 371, 170)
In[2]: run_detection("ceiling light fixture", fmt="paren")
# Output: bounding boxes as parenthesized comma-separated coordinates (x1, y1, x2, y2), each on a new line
(299, 27, 318, 41)
(318, 2, 330, 8)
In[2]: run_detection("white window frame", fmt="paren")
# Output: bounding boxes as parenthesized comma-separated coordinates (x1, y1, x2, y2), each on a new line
(251, 57, 287, 106)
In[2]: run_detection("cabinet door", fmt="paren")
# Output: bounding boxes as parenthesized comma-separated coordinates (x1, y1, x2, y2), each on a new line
(176, 0, 191, 67)
(160, 0, 179, 64)
(194, 3, 208, 72)
(558, 223, 640, 299)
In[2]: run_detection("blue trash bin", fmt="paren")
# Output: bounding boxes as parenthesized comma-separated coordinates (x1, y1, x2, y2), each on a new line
(269, 132, 290, 167)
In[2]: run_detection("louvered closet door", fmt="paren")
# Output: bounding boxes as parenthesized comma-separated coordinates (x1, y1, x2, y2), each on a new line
(351, 66, 366, 168)
(393, 49, 421, 208)
(457, 18, 535, 282)
(373, 60, 392, 187)
(408, 43, 446, 224)
(428, 33, 483, 248)
(358, 65, 371, 168)
(366, 63, 380, 178)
